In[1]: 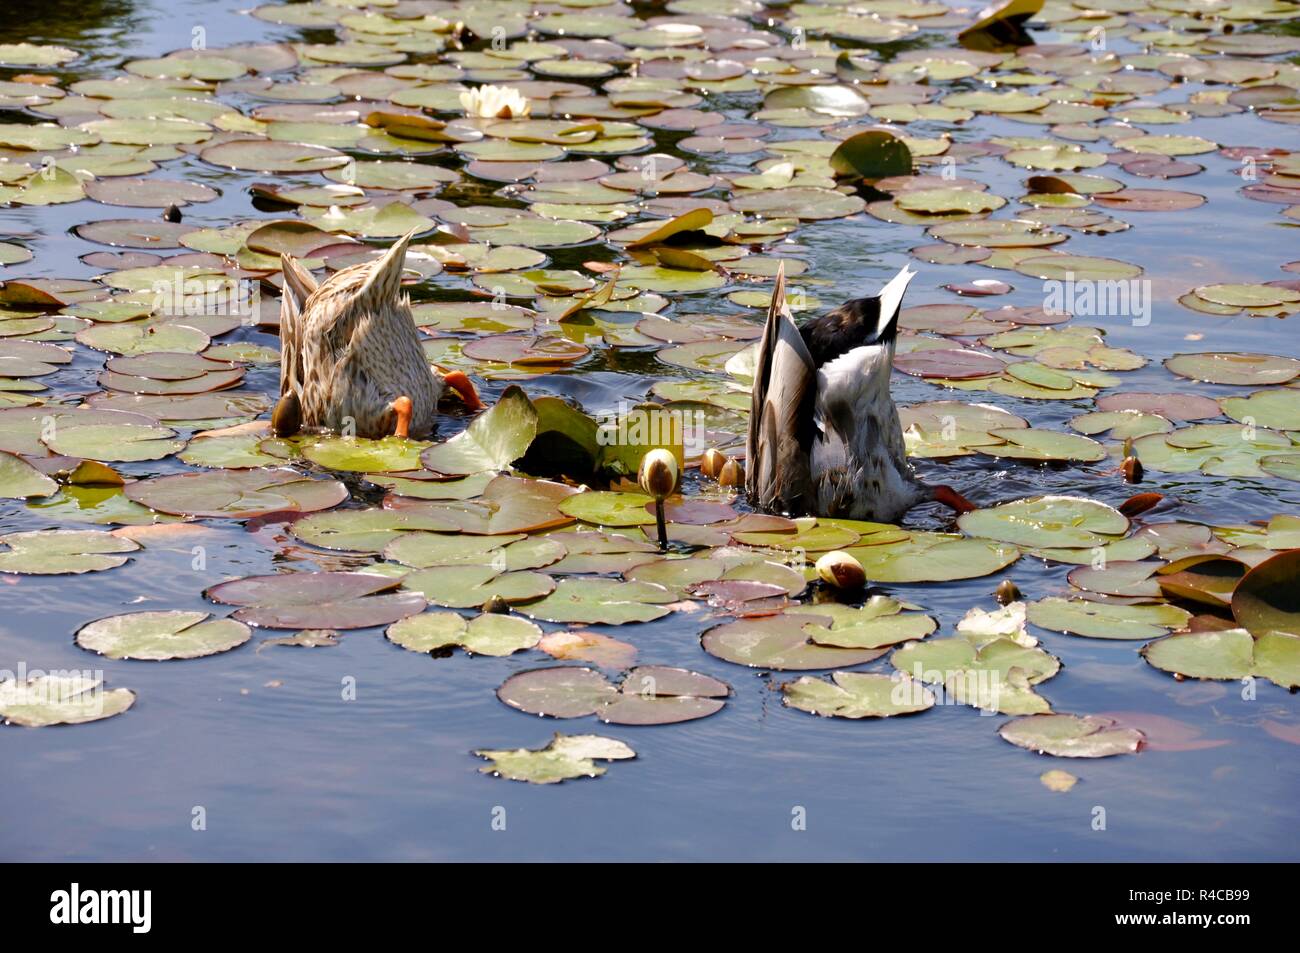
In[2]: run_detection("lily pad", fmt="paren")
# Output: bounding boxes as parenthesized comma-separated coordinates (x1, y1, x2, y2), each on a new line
(474, 732, 635, 784)
(519, 578, 674, 625)
(386, 611, 542, 657)
(0, 529, 138, 575)
(959, 496, 1127, 548)
(0, 674, 135, 728)
(1027, 597, 1190, 640)
(206, 571, 426, 629)
(75, 610, 250, 660)
(998, 714, 1143, 758)
(419, 385, 536, 475)
(782, 672, 934, 719)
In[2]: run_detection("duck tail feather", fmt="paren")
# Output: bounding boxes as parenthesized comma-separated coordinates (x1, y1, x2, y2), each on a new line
(747, 261, 816, 511)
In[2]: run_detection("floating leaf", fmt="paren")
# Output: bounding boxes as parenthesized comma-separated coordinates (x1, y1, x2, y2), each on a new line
(0, 529, 138, 575)
(0, 674, 134, 728)
(75, 610, 250, 660)
(702, 615, 888, 671)
(474, 732, 635, 784)
(959, 497, 1127, 549)
(782, 672, 934, 719)
(1027, 598, 1190, 640)
(1232, 550, 1300, 637)
(206, 571, 426, 629)
(519, 578, 674, 625)
(999, 714, 1142, 759)
(419, 385, 537, 476)
(387, 611, 542, 657)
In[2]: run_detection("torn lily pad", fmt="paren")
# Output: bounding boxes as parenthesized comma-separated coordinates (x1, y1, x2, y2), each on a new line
(474, 732, 635, 784)
(0, 674, 135, 728)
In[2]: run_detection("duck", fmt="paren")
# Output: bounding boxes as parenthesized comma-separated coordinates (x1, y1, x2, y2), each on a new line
(273, 230, 483, 440)
(746, 262, 975, 523)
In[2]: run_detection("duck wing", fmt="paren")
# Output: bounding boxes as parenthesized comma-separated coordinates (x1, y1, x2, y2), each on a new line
(746, 262, 817, 515)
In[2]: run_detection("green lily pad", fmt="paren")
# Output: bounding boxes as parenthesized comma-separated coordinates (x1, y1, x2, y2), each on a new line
(496, 667, 619, 718)
(959, 496, 1127, 548)
(979, 428, 1106, 463)
(1027, 597, 1190, 640)
(0, 451, 56, 498)
(126, 467, 347, 519)
(829, 130, 913, 180)
(1141, 627, 1300, 690)
(559, 491, 656, 527)
(385, 533, 564, 571)
(1220, 389, 1300, 431)
(702, 615, 888, 671)
(1165, 352, 1299, 386)
(401, 565, 556, 609)
(0, 674, 135, 728)
(844, 533, 1020, 583)
(419, 385, 537, 475)
(75, 610, 250, 660)
(300, 435, 431, 473)
(998, 714, 1143, 758)
(519, 578, 674, 625)
(892, 637, 1058, 715)
(0, 529, 138, 575)
(782, 672, 934, 719)
(42, 422, 185, 462)
(291, 507, 457, 553)
(474, 732, 636, 784)
(1232, 550, 1300, 637)
(798, 599, 936, 649)
(386, 610, 542, 657)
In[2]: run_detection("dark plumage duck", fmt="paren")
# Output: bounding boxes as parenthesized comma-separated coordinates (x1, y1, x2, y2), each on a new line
(746, 263, 974, 522)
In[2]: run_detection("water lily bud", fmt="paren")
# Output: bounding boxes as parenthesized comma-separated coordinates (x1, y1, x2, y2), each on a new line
(638, 448, 678, 501)
(717, 457, 743, 487)
(482, 595, 510, 614)
(815, 550, 866, 590)
(272, 392, 302, 438)
(1121, 454, 1143, 484)
(995, 578, 1022, 605)
(701, 448, 727, 479)
(162, 204, 182, 223)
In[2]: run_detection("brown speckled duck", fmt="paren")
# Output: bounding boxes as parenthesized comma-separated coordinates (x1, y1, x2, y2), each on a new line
(746, 263, 974, 522)
(274, 230, 482, 440)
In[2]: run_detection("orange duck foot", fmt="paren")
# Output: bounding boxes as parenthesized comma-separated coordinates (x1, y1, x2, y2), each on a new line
(441, 370, 485, 411)
(932, 484, 976, 514)
(389, 395, 413, 439)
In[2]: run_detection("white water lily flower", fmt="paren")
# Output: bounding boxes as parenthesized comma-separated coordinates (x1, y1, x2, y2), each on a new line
(459, 84, 530, 119)
(957, 602, 1036, 648)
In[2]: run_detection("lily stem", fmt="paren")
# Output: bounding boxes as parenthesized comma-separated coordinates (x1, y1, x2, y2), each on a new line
(654, 500, 668, 552)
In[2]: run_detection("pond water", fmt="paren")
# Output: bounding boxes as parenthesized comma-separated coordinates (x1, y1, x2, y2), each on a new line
(1, 0, 1298, 861)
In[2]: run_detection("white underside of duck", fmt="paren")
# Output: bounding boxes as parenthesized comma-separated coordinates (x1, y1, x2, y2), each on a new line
(810, 341, 928, 522)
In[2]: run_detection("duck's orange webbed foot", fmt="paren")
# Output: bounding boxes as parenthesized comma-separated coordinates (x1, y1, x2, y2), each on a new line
(932, 484, 976, 514)
(441, 370, 485, 411)
(389, 395, 413, 439)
